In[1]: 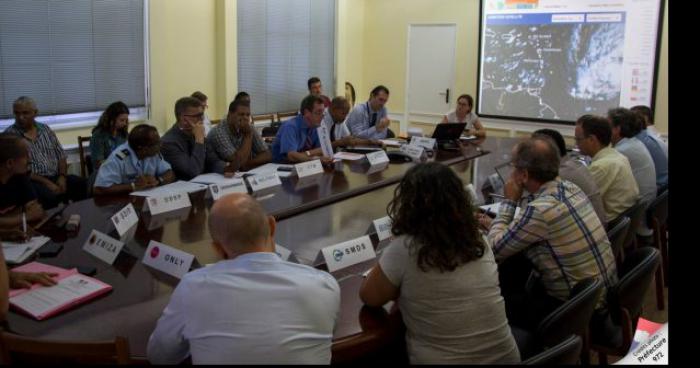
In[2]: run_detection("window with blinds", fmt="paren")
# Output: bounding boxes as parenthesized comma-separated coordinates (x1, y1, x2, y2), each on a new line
(0, 0, 147, 124)
(237, 0, 335, 115)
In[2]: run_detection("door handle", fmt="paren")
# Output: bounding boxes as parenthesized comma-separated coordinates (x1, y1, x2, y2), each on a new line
(439, 89, 450, 104)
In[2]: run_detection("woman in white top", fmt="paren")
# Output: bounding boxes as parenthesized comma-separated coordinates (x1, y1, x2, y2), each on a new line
(440, 94, 486, 137)
(360, 162, 520, 364)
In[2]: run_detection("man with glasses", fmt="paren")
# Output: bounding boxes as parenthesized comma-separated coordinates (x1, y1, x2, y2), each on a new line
(271, 95, 331, 163)
(208, 99, 271, 171)
(161, 97, 228, 180)
(575, 114, 639, 223)
(346, 85, 392, 140)
(477, 137, 617, 330)
(93, 124, 175, 195)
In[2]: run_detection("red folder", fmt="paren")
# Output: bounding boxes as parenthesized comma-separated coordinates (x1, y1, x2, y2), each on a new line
(9, 262, 112, 320)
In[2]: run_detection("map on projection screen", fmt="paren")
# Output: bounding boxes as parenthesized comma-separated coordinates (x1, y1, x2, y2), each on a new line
(477, 0, 664, 124)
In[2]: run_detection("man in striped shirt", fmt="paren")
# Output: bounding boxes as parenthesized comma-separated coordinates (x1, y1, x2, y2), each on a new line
(4, 97, 87, 209)
(478, 137, 618, 328)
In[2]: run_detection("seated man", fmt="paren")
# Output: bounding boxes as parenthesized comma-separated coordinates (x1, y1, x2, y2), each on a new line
(345, 85, 392, 140)
(147, 193, 340, 364)
(5, 96, 87, 209)
(322, 96, 379, 148)
(532, 129, 607, 227)
(478, 137, 618, 328)
(0, 134, 44, 241)
(630, 108, 668, 189)
(161, 97, 229, 180)
(609, 107, 657, 235)
(631, 105, 668, 158)
(207, 99, 272, 171)
(575, 115, 640, 222)
(271, 95, 331, 163)
(308, 76, 331, 108)
(93, 124, 176, 195)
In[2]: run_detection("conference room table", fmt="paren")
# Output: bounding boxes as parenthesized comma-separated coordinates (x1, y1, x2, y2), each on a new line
(5, 137, 522, 362)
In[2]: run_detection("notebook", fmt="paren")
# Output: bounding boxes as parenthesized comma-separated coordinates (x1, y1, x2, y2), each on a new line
(8, 262, 112, 320)
(2, 236, 50, 264)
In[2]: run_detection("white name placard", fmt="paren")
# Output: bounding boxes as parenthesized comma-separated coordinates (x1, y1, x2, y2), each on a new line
(142, 240, 195, 279)
(111, 203, 139, 238)
(410, 136, 436, 150)
(294, 159, 324, 178)
(317, 124, 335, 158)
(366, 150, 390, 165)
(83, 229, 125, 265)
(373, 216, 393, 242)
(143, 192, 191, 215)
(209, 180, 247, 201)
(275, 243, 292, 261)
(366, 162, 389, 175)
(321, 235, 376, 273)
(400, 144, 425, 160)
(247, 172, 282, 192)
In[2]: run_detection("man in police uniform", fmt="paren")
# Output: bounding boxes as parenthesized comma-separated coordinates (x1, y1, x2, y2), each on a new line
(93, 124, 176, 195)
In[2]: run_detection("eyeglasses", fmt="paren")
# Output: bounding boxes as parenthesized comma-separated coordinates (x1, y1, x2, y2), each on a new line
(183, 113, 204, 119)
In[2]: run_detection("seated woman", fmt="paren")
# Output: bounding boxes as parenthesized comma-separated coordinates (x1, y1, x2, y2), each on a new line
(440, 94, 486, 137)
(360, 162, 519, 364)
(90, 101, 130, 170)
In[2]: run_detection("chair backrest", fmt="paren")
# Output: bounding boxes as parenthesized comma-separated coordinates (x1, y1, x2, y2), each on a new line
(276, 110, 298, 122)
(252, 113, 275, 123)
(536, 277, 603, 347)
(0, 332, 131, 365)
(523, 334, 582, 365)
(77, 136, 92, 178)
(609, 247, 661, 328)
(611, 200, 646, 248)
(607, 216, 631, 260)
(646, 189, 668, 229)
(261, 126, 280, 138)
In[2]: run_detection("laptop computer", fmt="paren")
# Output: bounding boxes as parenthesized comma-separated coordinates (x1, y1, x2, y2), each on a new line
(431, 123, 467, 150)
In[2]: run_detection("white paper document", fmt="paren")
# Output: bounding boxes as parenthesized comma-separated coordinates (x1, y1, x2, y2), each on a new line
(130, 181, 207, 197)
(10, 274, 106, 317)
(379, 139, 403, 147)
(480, 202, 522, 218)
(190, 173, 243, 185)
(334, 152, 365, 161)
(2, 236, 50, 264)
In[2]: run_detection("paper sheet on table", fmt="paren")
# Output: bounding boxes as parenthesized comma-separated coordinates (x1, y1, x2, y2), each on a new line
(379, 139, 403, 147)
(190, 173, 243, 185)
(130, 181, 207, 197)
(333, 152, 365, 161)
(241, 163, 294, 178)
(2, 236, 50, 264)
(480, 202, 522, 219)
(460, 135, 477, 140)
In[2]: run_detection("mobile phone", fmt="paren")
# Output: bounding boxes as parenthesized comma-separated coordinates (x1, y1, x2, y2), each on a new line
(38, 243, 64, 257)
(67, 265, 97, 276)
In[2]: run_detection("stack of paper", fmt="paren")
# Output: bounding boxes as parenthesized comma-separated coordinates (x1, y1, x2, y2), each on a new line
(9, 262, 112, 320)
(2, 236, 50, 264)
(241, 163, 294, 178)
(130, 181, 208, 197)
(379, 139, 403, 147)
(333, 152, 365, 161)
(190, 173, 243, 185)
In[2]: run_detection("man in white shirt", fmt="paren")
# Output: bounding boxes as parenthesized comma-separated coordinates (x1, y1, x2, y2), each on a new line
(147, 193, 341, 364)
(322, 97, 379, 149)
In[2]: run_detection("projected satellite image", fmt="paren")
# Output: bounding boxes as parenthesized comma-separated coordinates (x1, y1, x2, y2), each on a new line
(480, 21, 625, 121)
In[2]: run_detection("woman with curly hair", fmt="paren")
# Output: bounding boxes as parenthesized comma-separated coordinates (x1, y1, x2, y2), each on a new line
(360, 162, 519, 364)
(90, 101, 130, 169)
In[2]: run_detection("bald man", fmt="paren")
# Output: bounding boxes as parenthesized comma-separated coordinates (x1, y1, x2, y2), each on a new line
(147, 193, 340, 364)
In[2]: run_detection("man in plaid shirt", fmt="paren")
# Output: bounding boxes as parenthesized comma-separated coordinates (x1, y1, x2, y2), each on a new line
(478, 137, 618, 328)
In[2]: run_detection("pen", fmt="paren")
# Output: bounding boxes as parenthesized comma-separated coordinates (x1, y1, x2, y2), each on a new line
(22, 207, 27, 235)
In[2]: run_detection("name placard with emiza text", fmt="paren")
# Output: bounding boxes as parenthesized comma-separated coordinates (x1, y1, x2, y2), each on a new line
(83, 229, 125, 265)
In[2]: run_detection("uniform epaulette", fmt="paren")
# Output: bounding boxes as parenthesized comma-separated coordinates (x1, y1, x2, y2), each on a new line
(116, 149, 130, 160)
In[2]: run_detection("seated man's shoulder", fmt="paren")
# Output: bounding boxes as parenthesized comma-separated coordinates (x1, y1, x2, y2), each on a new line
(283, 262, 340, 289)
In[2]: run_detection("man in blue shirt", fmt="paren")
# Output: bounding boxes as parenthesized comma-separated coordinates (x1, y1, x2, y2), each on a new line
(271, 95, 330, 163)
(634, 123, 668, 189)
(94, 124, 175, 195)
(345, 85, 391, 140)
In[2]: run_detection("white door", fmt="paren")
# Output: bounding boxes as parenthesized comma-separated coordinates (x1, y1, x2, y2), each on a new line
(406, 24, 457, 126)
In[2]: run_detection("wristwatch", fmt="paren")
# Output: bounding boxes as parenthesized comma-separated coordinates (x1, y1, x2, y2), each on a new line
(157, 176, 164, 185)
(130, 182, 136, 191)
(305, 151, 311, 157)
